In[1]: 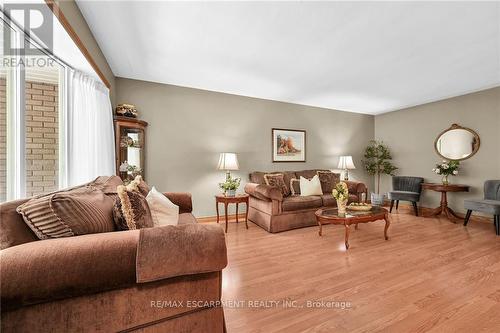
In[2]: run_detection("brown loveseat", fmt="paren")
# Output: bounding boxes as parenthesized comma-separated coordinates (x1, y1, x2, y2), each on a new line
(245, 170, 367, 233)
(1, 188, 227, 332)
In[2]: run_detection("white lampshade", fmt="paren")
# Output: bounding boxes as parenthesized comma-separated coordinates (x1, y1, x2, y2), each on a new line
(338, 156, 356, 169)
(217, 153, 239, 171)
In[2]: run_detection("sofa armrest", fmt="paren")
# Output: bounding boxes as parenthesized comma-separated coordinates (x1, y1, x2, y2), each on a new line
(136, 224, 227, 283)
(244, 183, 283, 202)
(163, 192, 193, 213)
(1, 230, 140, 311)
(345, 181, 368, 200)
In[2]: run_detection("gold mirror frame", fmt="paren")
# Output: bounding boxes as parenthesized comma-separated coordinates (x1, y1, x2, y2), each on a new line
(434, 124, 480, 161)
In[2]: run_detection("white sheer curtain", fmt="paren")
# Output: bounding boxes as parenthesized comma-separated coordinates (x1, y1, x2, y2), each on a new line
(66, 70, 115, 186)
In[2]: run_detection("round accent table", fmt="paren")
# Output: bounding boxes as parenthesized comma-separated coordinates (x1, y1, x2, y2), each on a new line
(421, 183, 470, 223)
(215, 194, 249, 233)
(315, 206, 391, 250)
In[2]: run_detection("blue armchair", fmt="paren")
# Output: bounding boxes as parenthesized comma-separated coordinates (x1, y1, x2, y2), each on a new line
(388, 176, 424, 216)
(464, 180, 500, 235)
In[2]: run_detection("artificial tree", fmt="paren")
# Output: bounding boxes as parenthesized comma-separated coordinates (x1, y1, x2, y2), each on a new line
(362, 140, 398, 196)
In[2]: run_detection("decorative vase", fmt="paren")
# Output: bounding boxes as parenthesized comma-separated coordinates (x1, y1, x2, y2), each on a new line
(442, 175, 449, 185)
(226, 189, 236, 197)
(337, 198, 348, 214)
(371, 192, 385, 206)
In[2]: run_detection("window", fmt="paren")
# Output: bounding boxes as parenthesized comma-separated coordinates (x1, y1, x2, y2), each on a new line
(1, 13, 67, 201)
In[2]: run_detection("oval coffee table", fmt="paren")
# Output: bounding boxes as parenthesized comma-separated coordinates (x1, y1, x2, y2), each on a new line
(315, 206, 391, 250)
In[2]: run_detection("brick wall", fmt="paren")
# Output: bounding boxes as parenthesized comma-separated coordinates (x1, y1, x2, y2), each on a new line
(25, 81, 59, 197)
(0, 78, 59, 201)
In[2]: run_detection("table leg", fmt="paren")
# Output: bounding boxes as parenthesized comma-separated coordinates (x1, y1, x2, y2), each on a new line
(224, 202, 229, 233)
(384, 214, 391, 240)
(216, 201, 220, 223)
(318, 220, 323, 236)
(236, 203, 239, 223)
(244, 202, 249, 229)
(345, 224, 350, 249)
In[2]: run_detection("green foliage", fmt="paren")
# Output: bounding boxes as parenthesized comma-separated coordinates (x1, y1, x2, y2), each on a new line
(219, 176, 241, 191)
(362, 140, 398, 194)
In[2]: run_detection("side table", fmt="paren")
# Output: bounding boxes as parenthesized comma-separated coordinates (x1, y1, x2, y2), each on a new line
(421, 183, 470, 223)
(215, 194, 249, 233)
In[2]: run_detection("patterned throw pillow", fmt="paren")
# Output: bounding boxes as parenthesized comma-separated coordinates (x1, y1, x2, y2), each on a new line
(113, 178, 153, 231)
(16, 176, 122, 239)
(264, 173, 290, 197)
(290, 178, 301, 195)
(317, 171, 340, 194)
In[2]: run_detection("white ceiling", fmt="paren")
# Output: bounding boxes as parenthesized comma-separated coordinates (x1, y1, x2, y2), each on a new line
(77, 1, 500, 115)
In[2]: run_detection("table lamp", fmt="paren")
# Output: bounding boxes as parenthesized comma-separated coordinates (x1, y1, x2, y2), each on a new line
(217, 153, 239, 180)
(338, 156, 355, 181)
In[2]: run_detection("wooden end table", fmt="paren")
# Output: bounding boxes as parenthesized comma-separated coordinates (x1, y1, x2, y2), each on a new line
(215, 194, 249, 233)
(421, 183, 469, 223)
(315, 206, 391, 250)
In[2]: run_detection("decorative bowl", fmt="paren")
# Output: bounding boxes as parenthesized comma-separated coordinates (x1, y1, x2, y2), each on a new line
(347, 204, 372, 211)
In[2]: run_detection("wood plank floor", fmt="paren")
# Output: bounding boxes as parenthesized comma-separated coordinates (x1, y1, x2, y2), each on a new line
(220, 211, 500, 332)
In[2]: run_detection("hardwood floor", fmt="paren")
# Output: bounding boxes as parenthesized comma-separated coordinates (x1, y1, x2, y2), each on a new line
(221, 211, 500, 332)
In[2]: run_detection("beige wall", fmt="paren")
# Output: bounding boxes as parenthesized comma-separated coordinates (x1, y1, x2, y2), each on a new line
(116, 78, 375, 217)
(56, 0, 116, 105)
(375, 87, 500, 213)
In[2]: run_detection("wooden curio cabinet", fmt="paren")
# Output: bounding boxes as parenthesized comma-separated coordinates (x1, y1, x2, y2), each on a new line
(114, 116, 148, 182)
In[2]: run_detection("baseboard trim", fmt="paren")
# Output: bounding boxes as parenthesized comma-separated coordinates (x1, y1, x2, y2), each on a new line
(197, 204, 493, 225)
(197, 213, 246, 224)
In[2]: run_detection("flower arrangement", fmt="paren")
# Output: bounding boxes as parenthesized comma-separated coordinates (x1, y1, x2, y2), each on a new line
(219, 176, 241, 196)
(332, 182, 349, 214)
(432, 160, 459, 185)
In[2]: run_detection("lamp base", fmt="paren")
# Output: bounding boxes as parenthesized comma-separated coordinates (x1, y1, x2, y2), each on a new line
(343, 169, 349, 181)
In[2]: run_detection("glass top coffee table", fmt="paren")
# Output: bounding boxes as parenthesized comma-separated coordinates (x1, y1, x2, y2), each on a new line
(315, 206, 391, 249)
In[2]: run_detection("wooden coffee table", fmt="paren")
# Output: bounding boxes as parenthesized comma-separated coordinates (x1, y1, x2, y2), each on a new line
(315, 206, 391, 249)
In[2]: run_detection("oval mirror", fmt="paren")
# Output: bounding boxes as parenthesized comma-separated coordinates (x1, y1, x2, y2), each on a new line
(434, 124, 480, 161)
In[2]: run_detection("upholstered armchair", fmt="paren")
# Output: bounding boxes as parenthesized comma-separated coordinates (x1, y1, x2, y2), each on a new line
(388, 176, 424, 216)
(464, 180, 500, 235)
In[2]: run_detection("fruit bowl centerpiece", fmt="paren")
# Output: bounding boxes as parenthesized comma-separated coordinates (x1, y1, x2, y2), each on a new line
(347, 202, 372, 211)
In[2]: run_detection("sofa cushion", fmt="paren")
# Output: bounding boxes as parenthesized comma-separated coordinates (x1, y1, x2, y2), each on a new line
(299, 175, 323, 196)
(250, 171, 296, 194)
(317, 171, 340, 194)
(264, 173, 291, 197)
(290, 178, 300, 195)
(146, 187, 179, 226)
(464, 199, 500, 215)
(178, 213, 198, 225)
(388, 190, 420, 202)
(0, 199, 37, 250)
(322, 194, 336, 207)
(17, 187, 117, 240)
(282, 195, 322, 212)
(113, 182, 154, 231)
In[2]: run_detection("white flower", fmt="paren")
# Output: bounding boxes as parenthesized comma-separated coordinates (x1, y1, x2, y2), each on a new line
(442, 164, 449, 169)
(453, 170, 458, 175)
(435, 169, 441, 174)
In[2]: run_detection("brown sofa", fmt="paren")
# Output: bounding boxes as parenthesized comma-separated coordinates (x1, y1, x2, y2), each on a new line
(0, 192, 228, 332)
(245, 170, 367, 233)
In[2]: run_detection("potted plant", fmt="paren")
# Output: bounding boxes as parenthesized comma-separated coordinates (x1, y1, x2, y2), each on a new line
(432, 160, 459, 185)
(362, 140, 398, 205)
(219, 176, 241, 197)
(332, 182, 349, 215)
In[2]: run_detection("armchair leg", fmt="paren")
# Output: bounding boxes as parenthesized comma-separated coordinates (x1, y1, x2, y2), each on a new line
(464, 210, 472, 226)
(390, 200, 394, 213)
(396, 200, 399, 210)
(495, 215, 499, 236)
(412, 201, 418, 216)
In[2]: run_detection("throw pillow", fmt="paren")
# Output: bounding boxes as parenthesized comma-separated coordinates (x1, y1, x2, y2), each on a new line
(16, 186, 117, 240)
(290, 178, 301, 195)
(299, 175, 323, 196)
(146, 186, 179, 227)
(264, 173, 290, 197)
(113, 180, 154, 231)
(133, 175, 150, 196)
(316, 171, 340, 194)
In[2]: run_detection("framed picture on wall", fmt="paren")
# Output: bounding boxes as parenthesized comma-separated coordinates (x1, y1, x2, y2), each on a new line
(272, 128, 306, 162)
